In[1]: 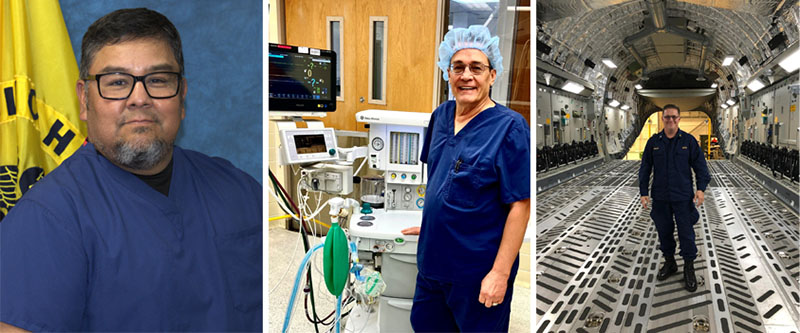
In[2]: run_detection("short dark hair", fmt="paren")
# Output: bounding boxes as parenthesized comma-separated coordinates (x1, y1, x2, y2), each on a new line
(662, 104, 680, 115)
(80, 8, 184, 79)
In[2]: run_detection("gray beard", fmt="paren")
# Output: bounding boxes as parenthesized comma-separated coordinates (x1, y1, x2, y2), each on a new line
(110, 137, 170, 171)
(94, 130, 171, 171)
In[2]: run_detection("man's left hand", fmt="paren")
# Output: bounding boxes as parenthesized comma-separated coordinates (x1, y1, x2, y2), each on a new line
(694, 190, 704, 207)
(478, 269, 508, 308)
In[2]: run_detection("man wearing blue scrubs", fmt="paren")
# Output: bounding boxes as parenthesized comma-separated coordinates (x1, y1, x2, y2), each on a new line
(402, 25, 530, 332)
(0, 8, 261, 331)
(639, 104, 710, 292)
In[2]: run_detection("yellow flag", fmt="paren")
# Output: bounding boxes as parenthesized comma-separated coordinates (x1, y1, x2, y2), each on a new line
(0, 0, 87, 219)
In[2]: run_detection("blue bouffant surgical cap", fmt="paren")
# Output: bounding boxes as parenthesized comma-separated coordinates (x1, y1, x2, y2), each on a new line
(437, 25, 503, 81)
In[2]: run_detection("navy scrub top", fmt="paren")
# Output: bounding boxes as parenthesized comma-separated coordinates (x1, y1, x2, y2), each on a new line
(418, 100, 530, 284)
(639, 129, 711, 201)
(0, 142, 262, 331)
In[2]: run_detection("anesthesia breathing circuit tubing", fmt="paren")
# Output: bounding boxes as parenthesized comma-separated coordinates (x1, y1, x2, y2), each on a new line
(283, 243, 325, 333)
(282, 241, 354, 333)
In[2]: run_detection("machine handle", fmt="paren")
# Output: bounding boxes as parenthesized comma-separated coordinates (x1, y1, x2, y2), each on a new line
(386, 298, 413, 311)
(388, 253, 417, 264)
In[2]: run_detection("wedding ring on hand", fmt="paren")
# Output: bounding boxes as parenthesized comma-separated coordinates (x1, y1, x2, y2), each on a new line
(492, 303, 499, 306)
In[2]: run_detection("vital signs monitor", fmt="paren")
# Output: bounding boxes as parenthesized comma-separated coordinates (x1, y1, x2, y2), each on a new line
(268, 43, 337, 112)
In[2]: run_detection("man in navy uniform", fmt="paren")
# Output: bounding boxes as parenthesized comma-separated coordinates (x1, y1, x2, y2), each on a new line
(639, 104, 710, 292)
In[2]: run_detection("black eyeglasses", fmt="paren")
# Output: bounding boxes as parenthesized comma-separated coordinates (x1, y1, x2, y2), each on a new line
(84, 72, 182, 100)
(663, 115, 680, 121)
(449, 62, 491, 76)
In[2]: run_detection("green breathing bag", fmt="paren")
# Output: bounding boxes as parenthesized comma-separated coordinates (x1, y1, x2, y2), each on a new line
(323, 221, 349, 296)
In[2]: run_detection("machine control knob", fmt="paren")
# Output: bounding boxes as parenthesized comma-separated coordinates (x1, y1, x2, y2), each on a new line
(373, 241, 385, 252)
(391, 173, 397, 179)
(401, 173, 407, 179)
(404, 193, 412, 201)
(416, 198, 425, 208)
(404, 187, 412, 193)
(411, 174, 417, 180)
(328, 148, 336, 156)
(360, 202, 373, 214)
(385, 243, 394, 252)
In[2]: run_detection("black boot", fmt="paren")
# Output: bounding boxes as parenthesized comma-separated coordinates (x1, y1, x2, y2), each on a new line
(657, 256, 678, 281)
(684, 260, 697, 292)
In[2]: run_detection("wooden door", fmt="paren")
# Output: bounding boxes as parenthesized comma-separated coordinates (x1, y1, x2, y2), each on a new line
(284, 0, 439, 132)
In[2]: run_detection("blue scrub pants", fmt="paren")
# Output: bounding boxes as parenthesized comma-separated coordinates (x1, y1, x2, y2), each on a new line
(651, 200, 699, 261)
(410, 273, 513, 332)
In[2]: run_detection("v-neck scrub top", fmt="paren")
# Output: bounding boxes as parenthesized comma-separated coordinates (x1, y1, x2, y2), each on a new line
(0, 142, 262, 331)
(417, 100, 530, 284)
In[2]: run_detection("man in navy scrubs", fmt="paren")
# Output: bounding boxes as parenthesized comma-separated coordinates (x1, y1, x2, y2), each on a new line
(402, 25, 531, 332)
(0, 8, 262, 331)
(639, 104, 710, 292)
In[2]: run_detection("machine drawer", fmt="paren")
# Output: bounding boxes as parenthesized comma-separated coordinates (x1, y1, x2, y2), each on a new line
(381, 253, 418, 298)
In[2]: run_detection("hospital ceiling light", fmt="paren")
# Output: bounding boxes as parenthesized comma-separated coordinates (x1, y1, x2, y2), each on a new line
(602, 58, 617, 68)
(726, 98, 736, 106)
(635, 84, 643, 90)
(778, 47, 800, 72)
(746, 79, 765, 92)
(620, 104, 630, 110)
(453, 0, 496, 11)
(609, 99, 620, 107)
(722, 56, 734, 66)
(561, 81, 584, 94)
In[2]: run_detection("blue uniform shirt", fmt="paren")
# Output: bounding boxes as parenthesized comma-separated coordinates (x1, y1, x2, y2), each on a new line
(0, 142, 262, 331)
(418, 101, 530, 284)
(639, 129, 711, 201)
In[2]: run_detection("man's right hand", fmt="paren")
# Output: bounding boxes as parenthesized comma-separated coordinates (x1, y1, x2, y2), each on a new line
(0, 322, 29, 332)
(401, 227, 420, 235)
(641, 196, 650, 209)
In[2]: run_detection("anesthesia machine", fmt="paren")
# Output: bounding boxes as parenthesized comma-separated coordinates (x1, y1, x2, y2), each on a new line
(269, 42, 429, 333)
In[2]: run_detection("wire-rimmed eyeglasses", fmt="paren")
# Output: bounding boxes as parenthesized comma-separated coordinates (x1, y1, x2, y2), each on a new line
(449, 62, 491, 76)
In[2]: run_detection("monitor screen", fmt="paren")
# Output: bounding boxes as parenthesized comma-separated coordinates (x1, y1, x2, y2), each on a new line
(293, 134, 327, 154)
(269, 43, 337, 112)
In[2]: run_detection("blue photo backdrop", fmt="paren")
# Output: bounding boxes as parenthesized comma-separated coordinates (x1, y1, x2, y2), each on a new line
(60, 0, 263, 183)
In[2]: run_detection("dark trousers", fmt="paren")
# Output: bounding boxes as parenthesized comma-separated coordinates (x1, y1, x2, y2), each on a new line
(410, 272, 514, 332)
(651, 200, 698, 261)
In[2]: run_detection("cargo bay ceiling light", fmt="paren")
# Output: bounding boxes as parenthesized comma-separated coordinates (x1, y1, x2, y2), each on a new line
(601, 59, 617, 68)
(635, 84, 643, 90)
(620, 104, 630, 110)
(722, 56, 734, 66)
(746, 79, 766, 92)
(711, 83, 718, 88)
(778, 47, 800, 73)
(609, 99, 620, 107)
(726, 99, 736, 106)
(721, 103, 729, 109)
(561, 81, 585, 94)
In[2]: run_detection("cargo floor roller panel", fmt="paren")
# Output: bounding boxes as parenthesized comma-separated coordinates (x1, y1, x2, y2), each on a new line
(536, 160, 800, 333)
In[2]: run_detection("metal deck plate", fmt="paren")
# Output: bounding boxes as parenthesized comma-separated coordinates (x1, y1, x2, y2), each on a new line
(536, 161, 800, 333)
